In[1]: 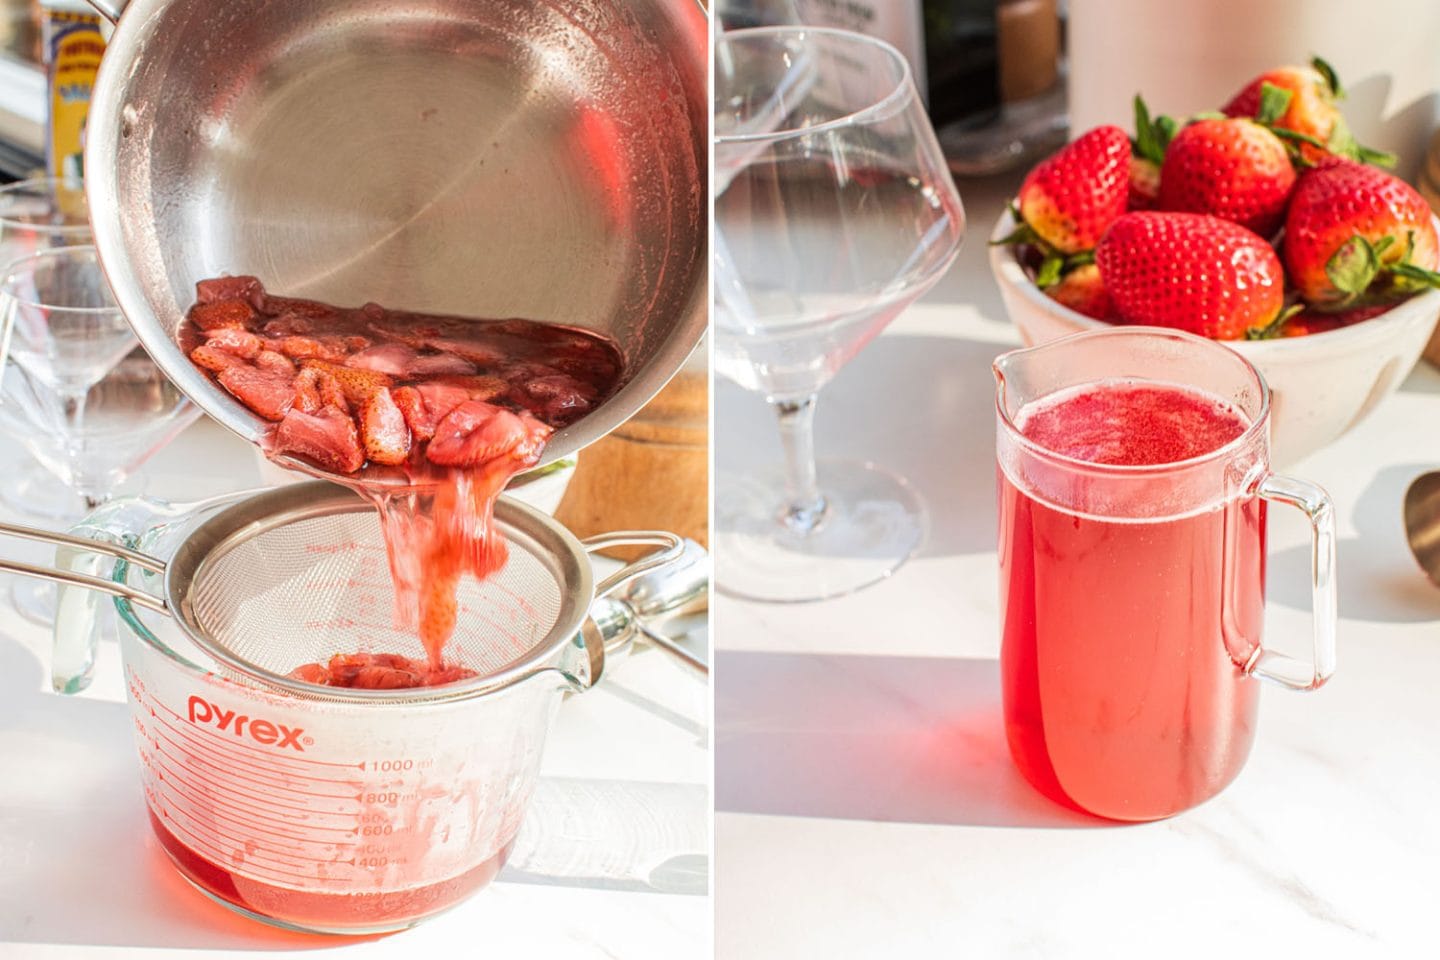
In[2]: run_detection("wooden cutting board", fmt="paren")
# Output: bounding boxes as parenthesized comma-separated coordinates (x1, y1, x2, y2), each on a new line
(554, 365, 708, 560)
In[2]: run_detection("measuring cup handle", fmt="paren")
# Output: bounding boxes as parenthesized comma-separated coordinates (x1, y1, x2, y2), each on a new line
(1247, 473, 1338, 691)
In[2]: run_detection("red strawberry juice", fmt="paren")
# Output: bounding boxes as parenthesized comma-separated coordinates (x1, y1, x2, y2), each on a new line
(998, 380, 1266, 821)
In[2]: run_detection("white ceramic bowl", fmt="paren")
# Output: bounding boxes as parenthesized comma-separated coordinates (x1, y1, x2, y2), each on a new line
(988, 206, 1440, 466)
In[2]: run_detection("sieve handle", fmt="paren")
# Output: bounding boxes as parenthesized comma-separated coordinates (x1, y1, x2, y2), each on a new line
(0, 520, 168, 613)
(581, 532, 708, 676)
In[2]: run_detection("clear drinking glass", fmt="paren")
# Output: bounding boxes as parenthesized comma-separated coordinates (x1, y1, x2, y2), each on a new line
(713, 27, 966, 602)
(994, 327, 1338, 821)
(0, 245, 200, 623)
(0, 177, 95, 518)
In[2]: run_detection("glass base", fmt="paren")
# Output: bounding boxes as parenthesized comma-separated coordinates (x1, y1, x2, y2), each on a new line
(715, 459, 926, 603)
(0, 462, 84, 521)
(12, 578, 56, 625)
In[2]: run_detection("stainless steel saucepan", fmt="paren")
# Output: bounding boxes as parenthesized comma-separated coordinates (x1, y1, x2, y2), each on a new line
(81, 0, 709, 473)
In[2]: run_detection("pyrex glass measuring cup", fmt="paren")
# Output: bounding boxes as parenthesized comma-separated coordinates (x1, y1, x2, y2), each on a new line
(1, 483, 695, 934)
(994, 327, 1338, 822)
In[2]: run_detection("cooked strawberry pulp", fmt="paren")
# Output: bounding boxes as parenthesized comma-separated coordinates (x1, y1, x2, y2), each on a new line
(999, 381, 1266, 820)
(182, 276, 623, 686)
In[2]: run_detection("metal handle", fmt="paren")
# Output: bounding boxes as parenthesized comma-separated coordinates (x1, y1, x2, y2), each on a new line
(1246, 474, 1338, 691)
(0, 519, 168, 613)
(84, 0, 126, 24)
(580, 531, 708, 676)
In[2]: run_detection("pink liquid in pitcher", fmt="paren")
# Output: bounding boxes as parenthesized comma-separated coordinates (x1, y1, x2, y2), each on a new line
(998, 382, 1266, 821)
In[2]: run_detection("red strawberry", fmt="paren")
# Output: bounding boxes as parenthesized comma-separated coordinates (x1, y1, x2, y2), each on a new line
(1128, 157, 1161, 211)
(392, 385, 435, 442)
(202, 328, 262, 359)
(274, 405, 365, 474)
(426, 401, 552, 468)
(189, 344, 247, 374)
(298, 359, 393, 405)
(1158, 118, 1295, 237)
(1222, 57, 1391, 166)
(1095, 212, 1286, 339)
(190, 299, 256, 332)
(216, 365, 296, 421)
(1283, 159, 1440, 310)
(358, 387, 412, 466)
(195, 275, 264, 309)
(1045, 263, 1111, 320)
(1014, 126, 1131, 254)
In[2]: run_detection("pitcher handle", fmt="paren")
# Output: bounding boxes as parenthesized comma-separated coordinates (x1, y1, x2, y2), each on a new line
(1247, 474, 1338, 691)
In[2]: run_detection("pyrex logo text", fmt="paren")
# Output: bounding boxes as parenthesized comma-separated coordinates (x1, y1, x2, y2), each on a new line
(187, 696, 307, 752)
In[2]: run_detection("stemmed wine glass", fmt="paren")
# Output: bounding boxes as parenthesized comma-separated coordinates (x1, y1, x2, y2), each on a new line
(0, 177, 95, 518)
(713, 27, 966, 602)
(0, 246, 201, 623)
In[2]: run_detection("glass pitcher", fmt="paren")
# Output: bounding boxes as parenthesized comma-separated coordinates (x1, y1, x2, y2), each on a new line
(993, 327, 1337, 821)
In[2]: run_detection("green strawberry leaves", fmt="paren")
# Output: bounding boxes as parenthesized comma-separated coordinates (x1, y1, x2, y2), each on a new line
(1325, 236, 1380, 301)
(1311, 55, 1343, 99)
(1325, 114, 1397, 168)
(1322, 230, 1440, 308)
(1245, 303, 1305, 340)
(991, 203, 1097, 289)
(1256, 83, 1293, 125)
(1132, 95, 1178, 165)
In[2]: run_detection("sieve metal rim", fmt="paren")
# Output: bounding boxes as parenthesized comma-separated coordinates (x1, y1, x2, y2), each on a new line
(163, 481, 594, 705)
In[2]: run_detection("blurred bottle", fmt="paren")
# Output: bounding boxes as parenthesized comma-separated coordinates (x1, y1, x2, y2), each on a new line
(39, 0, 103, 209)
(930, 0, 1067, 176)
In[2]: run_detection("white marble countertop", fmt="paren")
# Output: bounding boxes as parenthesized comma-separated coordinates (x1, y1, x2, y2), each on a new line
(715, 173, 1440, 959)
(0, 420, 711, 959)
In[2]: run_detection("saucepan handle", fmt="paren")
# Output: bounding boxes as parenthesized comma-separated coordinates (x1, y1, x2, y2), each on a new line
(1247, 474, 1339, 691)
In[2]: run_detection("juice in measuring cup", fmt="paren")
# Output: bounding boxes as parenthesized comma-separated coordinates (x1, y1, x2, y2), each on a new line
(997, 382, 1266, 821)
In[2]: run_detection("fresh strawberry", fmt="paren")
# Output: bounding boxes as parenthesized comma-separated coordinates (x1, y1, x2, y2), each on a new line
(1008, 125, 1131, 255)
(274, 405, 365, 473)
(1222, 56, 1394, 166)
(1045, 263, 1112, 320)
(1095, 212, 1287, 339)
(1128, 157, 1161, 211)
(358, 387, 412, 466)
(1282, 159, 1440, 310)
(1158, 118, 1295, 237)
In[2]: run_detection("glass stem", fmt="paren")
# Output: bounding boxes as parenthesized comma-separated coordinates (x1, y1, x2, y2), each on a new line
(772, 394, 827, 535)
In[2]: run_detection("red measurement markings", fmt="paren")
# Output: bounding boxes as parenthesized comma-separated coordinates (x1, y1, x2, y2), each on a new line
(148, 742, 360, 823)
(148, 743, 362, 820)
(157, 798, 356, 869)
(153, 782, 360, 857)
(147, 712, 362, 797)
(149, 775, 359, 846)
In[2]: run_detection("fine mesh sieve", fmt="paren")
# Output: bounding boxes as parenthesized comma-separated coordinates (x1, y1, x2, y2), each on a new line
(0, 481, 690, 704)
